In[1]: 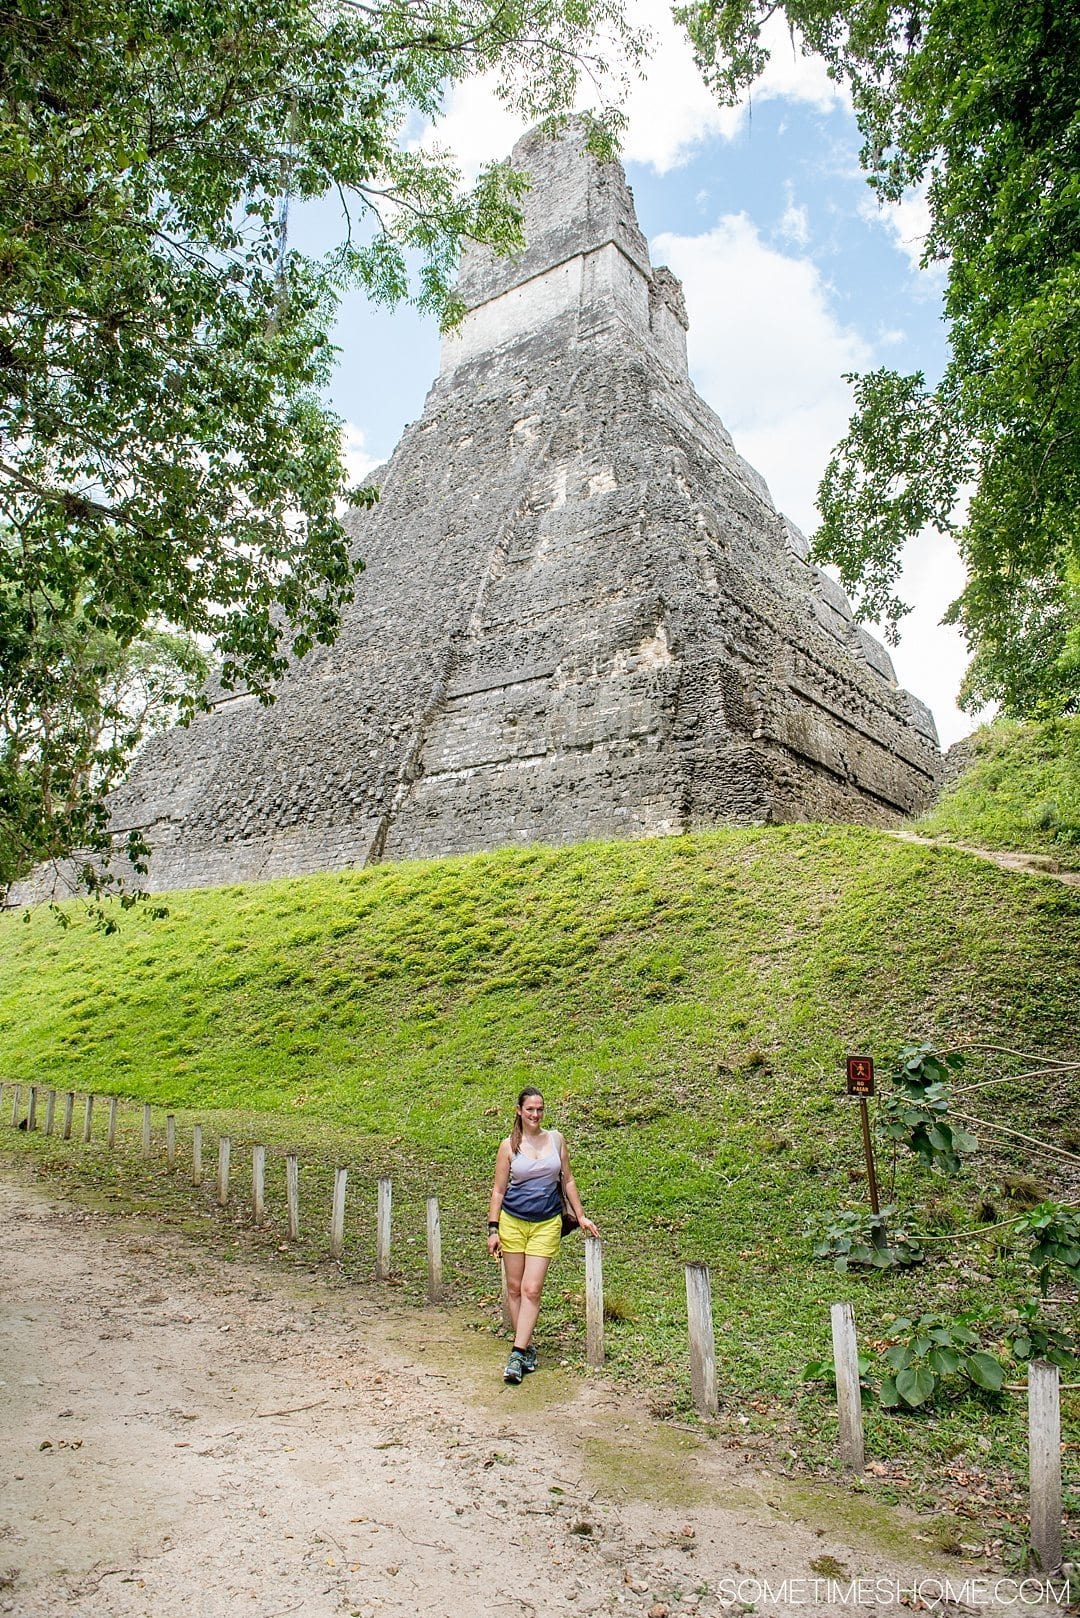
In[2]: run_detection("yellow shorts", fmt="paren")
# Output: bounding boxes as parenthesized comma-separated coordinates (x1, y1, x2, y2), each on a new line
(498, 1211, 561, 1259)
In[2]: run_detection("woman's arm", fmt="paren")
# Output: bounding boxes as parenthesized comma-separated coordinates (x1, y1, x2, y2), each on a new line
(558, 1133, 599, 1238)
(487, 1139, 512, 1256)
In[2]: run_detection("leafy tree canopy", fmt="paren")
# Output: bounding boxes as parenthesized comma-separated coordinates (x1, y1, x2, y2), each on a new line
(679, 0, 1080, 718)
(1, 0, 637, 893)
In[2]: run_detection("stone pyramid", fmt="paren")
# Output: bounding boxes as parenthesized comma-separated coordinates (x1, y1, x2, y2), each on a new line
(101, 123, 940, 892)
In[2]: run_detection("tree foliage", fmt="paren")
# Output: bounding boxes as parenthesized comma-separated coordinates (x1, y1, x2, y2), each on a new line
(678, 0, 1080, 717)
(0, 0, 637, 891)
(0, 605, 207, 895)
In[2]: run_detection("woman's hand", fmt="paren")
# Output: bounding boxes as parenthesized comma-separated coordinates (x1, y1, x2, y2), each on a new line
(579, 1216, 600, 1239)
(487, 1230, 502, 1259)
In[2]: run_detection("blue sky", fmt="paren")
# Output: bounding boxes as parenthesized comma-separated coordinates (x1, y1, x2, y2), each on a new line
(296, 9, 978, 748)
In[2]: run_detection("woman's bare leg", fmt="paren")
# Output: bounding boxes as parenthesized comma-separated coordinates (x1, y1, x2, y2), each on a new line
(502, 1251, 525, 1335)
(513, 1255, 551, 1348)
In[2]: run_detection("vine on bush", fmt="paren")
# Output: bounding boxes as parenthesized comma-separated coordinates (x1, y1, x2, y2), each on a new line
(879, 1313, 1005, 1408)
(876, 1044, 976, 1176)
(1004, 1300, 1079, 1369)
(809, 1206, 924, 1273)
(1010, 1202, 1080, 1294)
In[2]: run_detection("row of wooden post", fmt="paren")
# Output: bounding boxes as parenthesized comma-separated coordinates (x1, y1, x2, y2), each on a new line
(3, 1082, 441, 1293)
(2, 1082, 613, 1357)
(13, 1075, 1060, 1569)
(830, 1300, 1064, 1573)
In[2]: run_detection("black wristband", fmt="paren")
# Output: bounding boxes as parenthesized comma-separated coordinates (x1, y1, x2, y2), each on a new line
(488, 1220, 500, 1232)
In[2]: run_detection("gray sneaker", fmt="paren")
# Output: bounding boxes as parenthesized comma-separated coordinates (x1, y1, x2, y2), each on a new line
(503, 1349, 527, 1385)
(521, 1346, 538, 1374)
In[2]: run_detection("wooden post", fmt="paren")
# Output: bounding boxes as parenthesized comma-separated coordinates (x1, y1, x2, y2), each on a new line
(684, 1262, 719, 1417)
(62, 1090, 74, 1140)
(584, 1236, 605, 1367)
(107, 1095, 118, 1148)
(425, 1196, 442, 1303)
(252, 1145, 266, 1226)
(141, 1102, 152, 1159)
(858, 1098, 881, 1216)
(330, 1167, 348, 1258)
(830, 1301, 865, 1474)
(286, 1152, 299, 1240)
(165, 1114, 176, 1171)
(376, 1175, 392, 1280)
(10, 1084, 21, 1127)
(27, 1085, 38, 1131)
(1029, 1360, 1062, 1571)
(81, 1093, 93, 1144)
(44, 1090, 57, 1137)
(216, 1136, 231, 1206)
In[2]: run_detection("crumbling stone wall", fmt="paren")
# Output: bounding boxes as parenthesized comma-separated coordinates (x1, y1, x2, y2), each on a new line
(10, 122, 940, 902)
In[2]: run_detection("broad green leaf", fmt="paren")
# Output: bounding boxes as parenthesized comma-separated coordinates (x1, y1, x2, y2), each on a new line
(895, 1366, 936, 1406)
(964, 1352, 1005, 1391)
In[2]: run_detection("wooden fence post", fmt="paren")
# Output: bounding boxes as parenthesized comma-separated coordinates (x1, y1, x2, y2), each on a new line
(330, 1167, 348, 1258)
(10, 1084, 21, 1127)
(286, 1152, 300, 1240)
(426, 1196, 442, 1303)
(584, 1236, 605, 1367)
(376, 1175, 392, 1280)
(216, 1137, 231, 1206)
(141, 1102, 152, 1160)
(81, 1093, 93, 1144)
(44, 1090, 56, 1137)
(191, 1124, 203, 1186)
(684, 1262, 719, 1417)
(62, 1091, 74, 1140)
(830, 1301, 865, 1475)
(1029, 1360, 1062, 1571)
(252, 1145, 266, 1226)
(107, 1095, 118, 1148)
(27, 1085, 38, 1131)
(165, 1114, 176, 1172)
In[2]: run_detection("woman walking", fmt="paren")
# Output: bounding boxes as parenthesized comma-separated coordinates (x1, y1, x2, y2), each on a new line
(487, 1086, 599, 1384)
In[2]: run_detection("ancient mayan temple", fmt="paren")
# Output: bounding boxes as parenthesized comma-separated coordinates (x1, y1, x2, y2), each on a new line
(87, 124, 941, 893)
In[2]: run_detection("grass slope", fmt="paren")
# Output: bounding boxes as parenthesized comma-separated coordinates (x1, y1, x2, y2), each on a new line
(920, 717, 1080, 870)
(1, 825, 1077, 1521)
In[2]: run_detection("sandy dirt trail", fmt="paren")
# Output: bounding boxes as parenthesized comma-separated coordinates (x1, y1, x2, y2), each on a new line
(0, 1174, 1043, 1618)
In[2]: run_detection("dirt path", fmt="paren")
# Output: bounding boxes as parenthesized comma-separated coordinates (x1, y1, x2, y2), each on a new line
(0, 1175, 1058, 1618)
(885, 831, 1080, 887)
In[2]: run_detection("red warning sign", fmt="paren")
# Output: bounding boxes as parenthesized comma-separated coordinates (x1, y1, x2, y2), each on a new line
(846, 1055, 875, 1096)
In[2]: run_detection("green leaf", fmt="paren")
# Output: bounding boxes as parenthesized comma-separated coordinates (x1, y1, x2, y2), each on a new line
(895, 1366, 936, 1406)
(879, 1375, 901, 1409)
(964, 1352, 1005, 1391)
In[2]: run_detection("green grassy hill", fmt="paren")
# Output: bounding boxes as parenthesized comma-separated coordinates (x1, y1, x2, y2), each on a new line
(920, 716, 1080, 870)
(1, 824, 1077, 1519)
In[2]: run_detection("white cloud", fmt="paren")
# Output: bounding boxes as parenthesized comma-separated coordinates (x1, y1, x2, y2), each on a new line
(416, 79, 530, 183)
(654, 212, 870, 532)
(341, 423, 379, 487)
(874, 529, 980, 749)
(416, 5, 847, 182)
(778, 186, 810, 246)
(654, 214, 974, 735)
(859, 183, 939, 276)
(621, 7, 846, 171)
